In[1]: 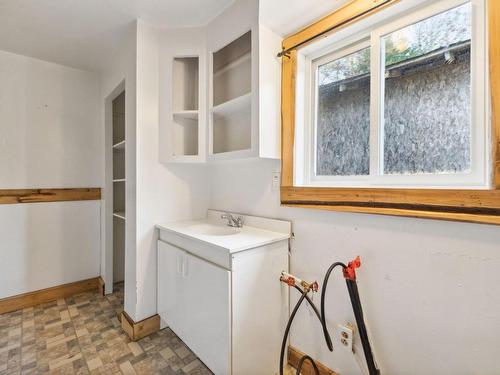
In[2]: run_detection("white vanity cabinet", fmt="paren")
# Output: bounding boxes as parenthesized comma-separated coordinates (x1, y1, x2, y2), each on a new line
(157, 210, 290, 375)
(158, 241, 231, 374)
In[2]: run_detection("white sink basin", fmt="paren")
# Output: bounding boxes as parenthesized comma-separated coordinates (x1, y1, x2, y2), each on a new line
(187, 223, 240, 236)
(156, 210, 291, 256)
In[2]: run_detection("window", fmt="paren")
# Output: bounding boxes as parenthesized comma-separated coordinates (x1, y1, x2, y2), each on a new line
(301, 0, 486, 188)
(381, 3, 472, 176)
(314, 44, 371, 177)
(281, 0, 500, 225)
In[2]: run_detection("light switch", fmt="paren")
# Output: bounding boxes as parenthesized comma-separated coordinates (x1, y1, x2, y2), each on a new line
(272, 172, 280, 191)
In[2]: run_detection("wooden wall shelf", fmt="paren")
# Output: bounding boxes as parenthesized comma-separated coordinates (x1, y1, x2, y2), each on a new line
(0, 188, 101, 204)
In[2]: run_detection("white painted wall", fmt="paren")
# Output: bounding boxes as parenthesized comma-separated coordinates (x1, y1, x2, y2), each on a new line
(134, 21, 211, 321)
(209, 159, 500, 375)
(0, 50, 101, 297)
(100, 20, 211, 322)
(0, 50, 101, 188)
(0, 201, 101, 298)
(100, 21, 138, 317)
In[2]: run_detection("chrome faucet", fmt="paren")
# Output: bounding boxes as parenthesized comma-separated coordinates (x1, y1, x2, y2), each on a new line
(221, 212, 243, 228)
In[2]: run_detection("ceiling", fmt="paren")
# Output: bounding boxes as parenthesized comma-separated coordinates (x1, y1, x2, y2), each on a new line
(260, 0, 350, 37)
(0, 0, 235, 72)
(0, 0, 353, 72)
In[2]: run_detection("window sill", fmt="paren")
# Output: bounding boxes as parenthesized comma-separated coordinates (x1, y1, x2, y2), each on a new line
(280, 186, 500, 225)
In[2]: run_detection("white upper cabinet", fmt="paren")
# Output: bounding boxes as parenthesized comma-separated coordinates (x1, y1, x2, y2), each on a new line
(207, 0, 282, 161)
(211, 31, 253, 158)
(160, 28, 207, 163)
(160, 0, 282, 163)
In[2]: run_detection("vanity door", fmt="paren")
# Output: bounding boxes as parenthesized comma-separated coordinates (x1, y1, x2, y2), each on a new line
(182, 251, 231, 375)
(157, 241, 187, 336)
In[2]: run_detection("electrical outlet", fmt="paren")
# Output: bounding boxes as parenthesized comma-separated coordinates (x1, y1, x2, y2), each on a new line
(272, 172, 280, 191)
(338, 323, 354, 351)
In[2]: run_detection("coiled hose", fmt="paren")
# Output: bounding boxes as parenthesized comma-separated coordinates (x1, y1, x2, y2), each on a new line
(279, 260, 379, 375)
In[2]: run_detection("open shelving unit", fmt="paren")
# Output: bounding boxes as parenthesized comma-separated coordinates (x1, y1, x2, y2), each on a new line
(113, 140, 125, 150)
(212, 92, 251, 117)
(160, 21, 281, 163)
(112, 91, 125, 285)
(113, 211, 126, 220)
(168, 56, 201, 160)
(211, 30, 252, 158)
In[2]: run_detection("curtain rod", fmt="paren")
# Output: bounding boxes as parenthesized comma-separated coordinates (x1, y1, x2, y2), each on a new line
(277, 0, 395, 58)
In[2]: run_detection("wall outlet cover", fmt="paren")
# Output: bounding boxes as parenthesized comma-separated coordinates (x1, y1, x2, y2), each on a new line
(272, 172, 280, 191)
(338, 323, 354, 352)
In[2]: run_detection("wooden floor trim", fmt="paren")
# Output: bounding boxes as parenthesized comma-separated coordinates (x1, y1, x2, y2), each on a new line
(0, 277, 101, 314)
(98, 277, 105, 296)
(0, 188, 101, 204)
(288, 346, 338, 375)
(121, 311, 161, 341)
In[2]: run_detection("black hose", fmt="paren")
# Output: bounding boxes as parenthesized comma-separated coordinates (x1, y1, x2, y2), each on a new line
(292, 285, 321, 321)
(320, 262, 346, 351)
(279, 288, 309, 375)
(279, 263, 345, 375)
(297, 355, 320, 375)
(279, 261, 379, 375)
(346, 279, 379, 375)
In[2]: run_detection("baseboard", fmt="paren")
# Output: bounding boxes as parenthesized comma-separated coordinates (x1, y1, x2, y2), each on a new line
(0, 277, 100, 314)
(98, 277, 105, 296)
(121, 311, 160, 341)
(288, 346, 338, 375)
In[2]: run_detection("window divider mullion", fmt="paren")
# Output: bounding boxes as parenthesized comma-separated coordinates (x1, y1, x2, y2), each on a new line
(369, 32, 382, 178)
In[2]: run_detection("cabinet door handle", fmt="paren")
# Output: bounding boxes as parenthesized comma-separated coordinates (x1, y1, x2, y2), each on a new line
(182, 256, 188, 277)
(177, 254, 183, 275)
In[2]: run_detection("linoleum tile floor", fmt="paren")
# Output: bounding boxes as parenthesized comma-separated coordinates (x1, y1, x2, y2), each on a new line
(0, 283, 212, 374)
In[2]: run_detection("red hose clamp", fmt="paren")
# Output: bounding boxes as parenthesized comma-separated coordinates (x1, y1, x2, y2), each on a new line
(310, 281, 319, 292)
(284, 277, 295, 287)
(343, 256, 361, 281)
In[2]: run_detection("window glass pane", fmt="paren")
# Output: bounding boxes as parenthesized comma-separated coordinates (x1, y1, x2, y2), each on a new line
(316, 47, 370, 176)
(383, 3, 471, 175)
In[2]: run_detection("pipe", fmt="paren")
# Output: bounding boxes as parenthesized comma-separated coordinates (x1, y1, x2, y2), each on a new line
(346, 278, 379, 375)
(279, 257, 380, 375)
(279, 288, 310, 375)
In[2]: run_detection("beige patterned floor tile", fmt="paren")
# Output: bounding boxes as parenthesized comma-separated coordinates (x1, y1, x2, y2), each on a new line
(127, 342, 143, 357)
(119, 361, 137, 375)
(0, 283, 213, 375)
(49, 353, 83, 370)
(86, 356, 103, 371)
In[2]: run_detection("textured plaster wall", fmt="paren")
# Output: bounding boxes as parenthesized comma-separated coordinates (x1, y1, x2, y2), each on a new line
(384, 54, 471, 174)
(317, 80, 370, 176)
(317, 54, 470, 175)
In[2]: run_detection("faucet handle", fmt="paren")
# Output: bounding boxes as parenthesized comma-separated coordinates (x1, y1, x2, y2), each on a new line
(234, 216, 244, 228)
(220, 212, 243, 228)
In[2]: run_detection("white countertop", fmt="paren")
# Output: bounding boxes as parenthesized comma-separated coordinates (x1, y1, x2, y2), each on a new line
(156, 210, 291, 253)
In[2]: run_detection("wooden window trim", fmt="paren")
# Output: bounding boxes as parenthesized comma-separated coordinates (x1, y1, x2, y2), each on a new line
(280, 0, 500, 225)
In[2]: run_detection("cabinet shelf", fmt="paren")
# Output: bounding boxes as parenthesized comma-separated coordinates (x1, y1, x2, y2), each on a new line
(113, 140, 125, 150)
(212, 92, 251, 118)
(113, 211, 125, 220)
(173, 110, 198, 120)
(164, 55, 203, 162)
(213, 52, 251, 78)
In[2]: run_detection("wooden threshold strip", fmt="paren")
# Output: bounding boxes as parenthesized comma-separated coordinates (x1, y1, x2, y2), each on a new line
(288, 346, 338, 375)
(0, 188, 101, 204)
(121, 311, 161, 341)
(0, 277, 101, 315)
